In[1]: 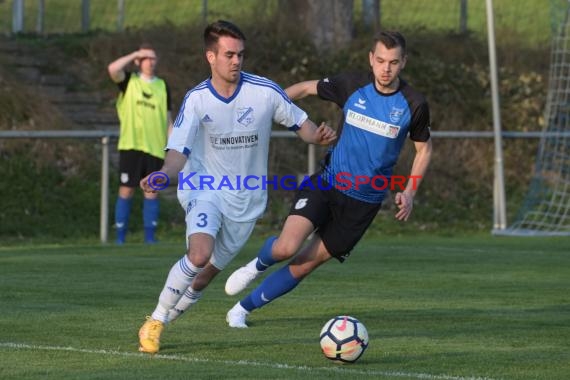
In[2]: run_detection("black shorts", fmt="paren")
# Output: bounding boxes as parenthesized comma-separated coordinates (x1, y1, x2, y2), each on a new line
(289, 174, 382, 262)
(118, 150, 163, 187)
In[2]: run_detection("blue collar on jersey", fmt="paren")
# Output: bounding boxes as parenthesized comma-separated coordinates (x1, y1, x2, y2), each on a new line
(206, 72, 244, 104)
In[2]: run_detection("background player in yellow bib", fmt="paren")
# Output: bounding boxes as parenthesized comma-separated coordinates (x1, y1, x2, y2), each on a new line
(108, 43, 173, 244)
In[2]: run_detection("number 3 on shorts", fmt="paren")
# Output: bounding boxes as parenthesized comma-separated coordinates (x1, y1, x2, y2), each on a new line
(196, 212, 208, 227)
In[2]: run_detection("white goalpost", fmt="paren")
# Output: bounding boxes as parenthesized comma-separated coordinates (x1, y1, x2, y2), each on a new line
(496, 0, 570, 236)
(485, 0, 508, 233)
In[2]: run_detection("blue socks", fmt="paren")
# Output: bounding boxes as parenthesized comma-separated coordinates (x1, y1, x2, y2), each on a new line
(143, 198, 159, 243)
(256, 236, 278, 271)
(115, 196, 133, 244)
(239, 236, 297, 311)
(115, 197, 159, 244)
(240, 265, 300, 312)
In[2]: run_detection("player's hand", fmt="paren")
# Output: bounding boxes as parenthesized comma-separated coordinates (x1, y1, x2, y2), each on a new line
(140, 174, 156, 193)
(315, 122, 337, 145)
(140, 171, 169, 193)
(134, 48, 156, 62)
(394, 191, 413, 221)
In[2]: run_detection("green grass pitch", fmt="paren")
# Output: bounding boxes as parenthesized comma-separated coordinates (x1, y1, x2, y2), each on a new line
(1, 236, 569, 379)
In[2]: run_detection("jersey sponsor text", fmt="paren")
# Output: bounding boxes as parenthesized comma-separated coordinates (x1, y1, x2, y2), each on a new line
(346, 109, 400, 139)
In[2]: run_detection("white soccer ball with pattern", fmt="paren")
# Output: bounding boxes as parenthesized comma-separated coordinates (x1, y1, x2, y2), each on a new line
(319, 315, 369, 363)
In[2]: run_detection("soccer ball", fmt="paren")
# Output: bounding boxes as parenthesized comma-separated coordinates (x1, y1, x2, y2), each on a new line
(319, 315, 369, 363)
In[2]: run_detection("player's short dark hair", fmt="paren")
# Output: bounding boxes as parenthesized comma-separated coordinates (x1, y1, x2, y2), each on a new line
(372, 31, 406, 56)
(204, 20, 246, 52)
(139, 42, 155, 51)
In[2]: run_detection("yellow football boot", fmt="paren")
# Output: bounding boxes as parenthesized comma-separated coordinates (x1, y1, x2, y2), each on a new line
(138, 317, 164, 354)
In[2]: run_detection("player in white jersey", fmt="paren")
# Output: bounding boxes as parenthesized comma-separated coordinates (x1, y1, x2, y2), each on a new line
(171, 70, 310, 222)
(137, 20, 336, 354)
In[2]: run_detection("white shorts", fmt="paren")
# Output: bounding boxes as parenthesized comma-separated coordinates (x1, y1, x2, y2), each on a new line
(184, 198, 256, 270)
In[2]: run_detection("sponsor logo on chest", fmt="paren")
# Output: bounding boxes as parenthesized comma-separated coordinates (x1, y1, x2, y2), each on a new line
(354, 97, 367, 110)
(345, 109, 400, 139)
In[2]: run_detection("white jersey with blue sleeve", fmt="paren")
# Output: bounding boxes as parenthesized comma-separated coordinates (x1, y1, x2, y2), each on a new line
(167, 72, 308, 222)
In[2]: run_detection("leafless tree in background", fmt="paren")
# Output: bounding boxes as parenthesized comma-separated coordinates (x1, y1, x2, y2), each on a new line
(277, 0, 354, 52)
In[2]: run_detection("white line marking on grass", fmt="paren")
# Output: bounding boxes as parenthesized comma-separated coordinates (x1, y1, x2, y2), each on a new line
(1, 342, 498, 380)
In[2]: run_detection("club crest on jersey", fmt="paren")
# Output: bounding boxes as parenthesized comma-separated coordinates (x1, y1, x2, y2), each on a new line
(294, 198, 308, 210)
(390, 107, 405, 123)
(237, 107, 255, 127)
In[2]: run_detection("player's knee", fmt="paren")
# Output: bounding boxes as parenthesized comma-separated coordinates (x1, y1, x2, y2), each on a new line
(272, 239, 300, 261)
(119, 186, 135, 199)
(187, 249, 210, 268)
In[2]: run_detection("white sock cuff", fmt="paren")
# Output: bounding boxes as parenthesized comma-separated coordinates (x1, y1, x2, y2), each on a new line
(184, 286, 203, 303)
(151, 309, 169, 324)
(179, 255, 203, 279)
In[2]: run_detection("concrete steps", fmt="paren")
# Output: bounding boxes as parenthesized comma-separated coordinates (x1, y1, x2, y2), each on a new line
(0, 38, 118, 133)
(0, 37, 120, 167)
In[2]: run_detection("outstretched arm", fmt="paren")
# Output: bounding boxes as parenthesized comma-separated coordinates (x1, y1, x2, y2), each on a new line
(285, 80, 319, 101)
(295, 119, 337, 146)
(395, 138, 433, 221)
(285, 80, 335, 144)
(140, 149, 187, 193)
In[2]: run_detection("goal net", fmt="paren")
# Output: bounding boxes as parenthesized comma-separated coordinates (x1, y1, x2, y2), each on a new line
(501, 0, 570, 236)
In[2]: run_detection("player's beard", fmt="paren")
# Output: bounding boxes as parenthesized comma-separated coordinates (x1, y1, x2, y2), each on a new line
(213, 64, 240, 85)
(226, 66, 241, 83)
(376, 75, 398, 92)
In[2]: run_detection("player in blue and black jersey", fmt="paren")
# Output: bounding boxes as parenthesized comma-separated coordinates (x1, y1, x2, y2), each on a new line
(226, 31, 433, 327)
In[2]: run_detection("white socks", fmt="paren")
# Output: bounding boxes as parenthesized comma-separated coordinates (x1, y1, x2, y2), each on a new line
(167, 287, 203, 323)
(151, 255, 202, 323)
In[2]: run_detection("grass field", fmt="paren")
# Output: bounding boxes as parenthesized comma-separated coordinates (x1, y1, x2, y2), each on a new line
(1, 235, 569, 379)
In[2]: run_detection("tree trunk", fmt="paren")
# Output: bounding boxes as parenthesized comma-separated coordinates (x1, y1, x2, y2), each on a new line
(278, 0, 354, 53)
(361, 0, 380, 32)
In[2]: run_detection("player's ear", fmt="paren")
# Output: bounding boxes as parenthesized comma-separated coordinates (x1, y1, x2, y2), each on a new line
(134, 58, 141, 67)
(400, 54, 407, 69)
(205, 50, 215, 64)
